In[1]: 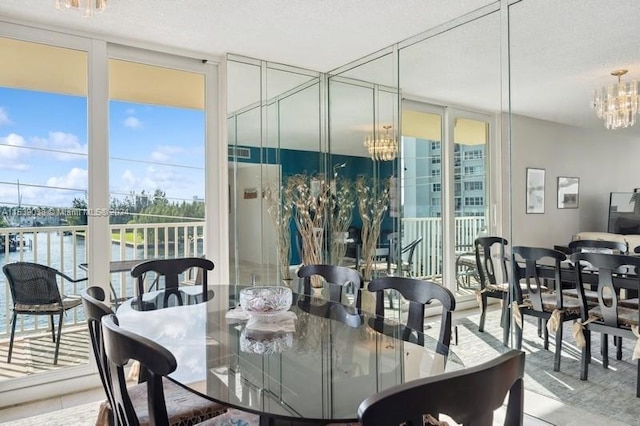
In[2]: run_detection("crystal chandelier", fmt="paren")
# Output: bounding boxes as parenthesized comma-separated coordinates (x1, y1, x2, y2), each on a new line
(364, 125, 398, 161)
(55, 0, 108, 17)
(591, 69, 640, 130)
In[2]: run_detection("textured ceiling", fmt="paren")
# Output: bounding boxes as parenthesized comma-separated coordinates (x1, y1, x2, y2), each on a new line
(1, 0, 639, 139)
(0, 0, 494, 72)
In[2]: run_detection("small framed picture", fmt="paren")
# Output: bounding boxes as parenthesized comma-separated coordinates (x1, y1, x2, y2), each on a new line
(557, 177, 579, 209)
(526, 168, 545, 214)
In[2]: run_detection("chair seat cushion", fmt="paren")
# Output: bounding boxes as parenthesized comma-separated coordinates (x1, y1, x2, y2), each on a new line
(588, 305, 640, 327)
(15, 295, 82, 313)
(485, 283, 546, 293)
(127, 378, 227, 425)
(562, 288, 612, 302)
(524, 293, 581, 315)
(199, 408, 260, 425)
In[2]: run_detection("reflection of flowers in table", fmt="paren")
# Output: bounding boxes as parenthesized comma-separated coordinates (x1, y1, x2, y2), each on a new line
(240, 329, 294, 355)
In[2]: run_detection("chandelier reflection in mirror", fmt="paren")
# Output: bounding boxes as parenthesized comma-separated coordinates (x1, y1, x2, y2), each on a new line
(591, 69, 639, 130)
(364, 125, 398, 161)
(55, 0, 108, 17)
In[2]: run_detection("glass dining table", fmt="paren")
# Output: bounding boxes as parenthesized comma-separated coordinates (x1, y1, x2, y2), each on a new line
(116, 285, 463, 425)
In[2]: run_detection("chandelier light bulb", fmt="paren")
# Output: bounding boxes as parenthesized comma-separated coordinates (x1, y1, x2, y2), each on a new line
(591, 69, 640, 130)
(55, 0, 108, 17)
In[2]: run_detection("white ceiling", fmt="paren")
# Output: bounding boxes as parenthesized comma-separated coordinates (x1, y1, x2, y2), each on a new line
(1, 0, 640, 139)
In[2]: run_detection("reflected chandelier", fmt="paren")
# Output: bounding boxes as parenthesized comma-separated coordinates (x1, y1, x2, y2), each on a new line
(591, 69, 640, 130)
(55, 0, 108, 17)
(364, 125, 398, 161)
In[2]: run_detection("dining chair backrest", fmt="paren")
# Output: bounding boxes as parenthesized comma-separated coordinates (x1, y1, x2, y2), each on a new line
(512, 246, 566, 309)
(388, 234, 423, 276)
(297, 264, 365, 309)
(81, 286, 116, 420)
(368, 276, 455, 354)
(568, 239, 628, 255)
(357, 350, 525, 426)
(474, 237, 509, 289)
(101, 313, 177, 426)
(130, 257, 214, 308)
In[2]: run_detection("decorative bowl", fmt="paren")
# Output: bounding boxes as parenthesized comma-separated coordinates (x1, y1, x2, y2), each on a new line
(240, 286, 292, 316)
(239, 329, 293, 355)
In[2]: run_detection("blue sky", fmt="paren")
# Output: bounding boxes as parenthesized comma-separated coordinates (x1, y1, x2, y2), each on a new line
(0, 87, 205, 209)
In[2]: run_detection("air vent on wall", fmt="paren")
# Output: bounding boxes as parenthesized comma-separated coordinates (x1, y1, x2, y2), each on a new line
(228, 146, 251, 159)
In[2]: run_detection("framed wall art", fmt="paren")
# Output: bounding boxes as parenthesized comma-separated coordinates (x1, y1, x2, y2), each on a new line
(526, 167, 545, 214)
(557, 176, 579, 209)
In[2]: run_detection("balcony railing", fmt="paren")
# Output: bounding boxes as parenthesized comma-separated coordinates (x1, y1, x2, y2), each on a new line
(0, 222, 205, 339)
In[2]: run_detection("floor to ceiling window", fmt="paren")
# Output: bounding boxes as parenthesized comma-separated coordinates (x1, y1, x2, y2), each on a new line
(106, 50, 207, 300)
(0, 35, 90, 383)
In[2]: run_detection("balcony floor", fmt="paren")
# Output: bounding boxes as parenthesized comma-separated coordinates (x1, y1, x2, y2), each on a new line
(0, 326, 90, 382)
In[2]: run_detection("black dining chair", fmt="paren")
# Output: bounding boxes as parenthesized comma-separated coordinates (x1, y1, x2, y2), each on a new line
(357, 350, 525, 426)
(297, 264, 365, 309)
(511, 246, 581, 371)
(81, 287, 229, 426)
(101, 313, 259, 426)
(368, 276, 455, 357)
(387, 234, 423, 277)
(568, 239, 628, 255)
(474, 237, 511, 341)
(130, 257, 214, 309)
(570, 252, 640, 397)
(4, 261, 87, 364)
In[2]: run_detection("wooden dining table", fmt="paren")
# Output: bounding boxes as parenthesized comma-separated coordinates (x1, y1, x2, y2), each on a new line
(116, 285, 463, 425)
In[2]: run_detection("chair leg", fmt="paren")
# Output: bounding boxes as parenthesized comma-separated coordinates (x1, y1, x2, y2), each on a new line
(637, 359, 640, 398)
(479, 294, 488, 332)
(616, 336, 623, 360)
(54, 313, 63, 365)
(7, 312, 17, 363)
(580, 329, 590, 381)
(50, 315, 56, 342)
(538, 318, 543, 338)
(602, 333, 609, 369)
(515, 316, 523, 351)
(502, 302, 511, 347)
(554, 319, 563, 372)
(543, 320, 549, 350)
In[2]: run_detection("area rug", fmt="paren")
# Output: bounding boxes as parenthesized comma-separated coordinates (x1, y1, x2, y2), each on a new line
(435, 309, 640, 425)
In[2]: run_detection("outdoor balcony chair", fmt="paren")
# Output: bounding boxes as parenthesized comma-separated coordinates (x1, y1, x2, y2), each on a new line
(4, 261, 87, 364)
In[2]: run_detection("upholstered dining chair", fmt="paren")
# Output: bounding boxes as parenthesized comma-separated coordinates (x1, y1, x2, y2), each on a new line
(130, 257, 214, 309)
(81, 287, 228, 426)
(570, 252, 640, 397)
(297, 264, 365, 309)
(474, 237, 511, 341)
(101, 313, 259, 426)
(4, 261, 87, 364)
(367, 276, 455, 357)
(511, 246, 581, 371)
(357, 350, 525, 426)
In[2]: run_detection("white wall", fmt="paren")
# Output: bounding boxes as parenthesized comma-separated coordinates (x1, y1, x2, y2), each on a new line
(510, 114, 640, 248)
(233, 164, 279, 266)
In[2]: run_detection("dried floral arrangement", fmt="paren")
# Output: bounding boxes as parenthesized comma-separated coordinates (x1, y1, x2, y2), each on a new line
(328, 176, 356, 265)
(263, 182, 293, 280)
(356, 176, 390, 281)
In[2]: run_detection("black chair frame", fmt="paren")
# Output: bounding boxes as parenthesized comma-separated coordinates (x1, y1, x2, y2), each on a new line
(475, 237, 510, 344)
(570, 252, 640, 397)
(357, 350, 525, 426)
(130, 257, 214, 309)
(368, 276, 455, 356)
(297, 264, 364, 310)
(4, 261, 87, 364)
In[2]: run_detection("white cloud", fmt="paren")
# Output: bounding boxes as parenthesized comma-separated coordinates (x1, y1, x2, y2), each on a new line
(124, 116, 142, 129)
(31, 131, 88, 160)
(0, 133, 29, 170)
(46, 167, 88, 190)
(0, 107, 11, 126)
(125, 108, 136, 115)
